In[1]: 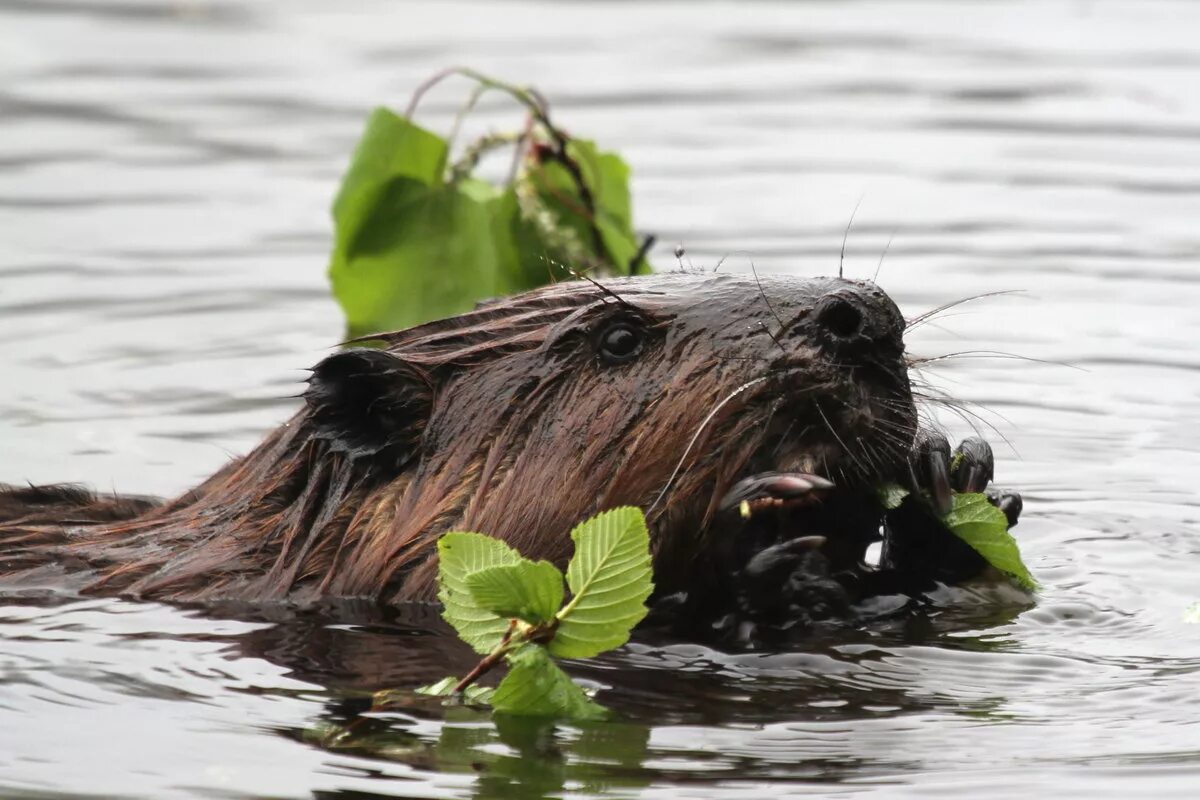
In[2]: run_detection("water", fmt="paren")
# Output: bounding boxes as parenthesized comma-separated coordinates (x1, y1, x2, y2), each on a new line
(3, 0, 1200, 796)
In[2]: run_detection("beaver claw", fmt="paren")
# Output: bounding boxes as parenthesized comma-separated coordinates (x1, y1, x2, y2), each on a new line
(950, 436, 995, 494)
(718, 472, 835, 513)
(741, 535, 828, 583)
(908, 432, 1020, 527)
(986, 487, 1023, 528)
(909, 430, 954, 515)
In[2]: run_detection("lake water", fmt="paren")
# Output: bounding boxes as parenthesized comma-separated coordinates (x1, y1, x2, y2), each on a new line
(3, 1, 1200, 797)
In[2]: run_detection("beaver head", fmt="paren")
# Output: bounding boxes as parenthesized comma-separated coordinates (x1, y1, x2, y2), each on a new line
(25, 273, 917, 605)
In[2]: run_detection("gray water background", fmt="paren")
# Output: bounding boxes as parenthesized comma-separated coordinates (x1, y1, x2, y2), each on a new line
(3, 1, 1200, 797)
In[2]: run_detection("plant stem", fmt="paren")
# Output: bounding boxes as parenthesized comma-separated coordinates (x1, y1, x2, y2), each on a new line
(630, 234, 656, 274)
(539, 145, 607, 260)
(452, 618, 518, 694)
(403, 67, 609, 269)
(452, 648, 507, 694)
(446, 82, 489, 158)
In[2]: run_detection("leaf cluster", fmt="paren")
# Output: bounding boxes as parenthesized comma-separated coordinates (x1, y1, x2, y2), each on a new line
(328, 71, 653, 339)
(424, 507, 654, 721)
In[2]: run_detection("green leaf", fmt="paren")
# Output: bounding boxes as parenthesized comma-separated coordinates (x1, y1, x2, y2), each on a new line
(551, 507, 653, 659)
(570, 140, 650, 275)
(527, 139, 651, 276)
(878, 483, 911, 510)
(330, 180, 516, 338)
(328, 109, 527, 338)
(944, 493, 1039, 591)
(491, 645, 607, 720)
(465, 560, 565, 625)
(437, 532, 525, 653)
(414, 676, 459, 696)
(330, 109, 445, 270)
(484, 185, 569, 290)
(412, 678, 495, 704)
(327, 102, 656, 338)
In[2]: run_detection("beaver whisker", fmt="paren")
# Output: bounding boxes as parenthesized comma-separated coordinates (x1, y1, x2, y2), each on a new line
(905, 370, 1014, 429)
(814, 400, 869, 479)
(872, 393, 924, 418)
(840, 429, 883, 478)
(748, 259, 786, 349)
(860, 424, 908, 455)
(565, 266, 638, 312)
(769, 419, 800, 460)
(647, 376, 770, 514)
(871, 230, 896, 284)
(905, 290, 1023, 332)
(859, 414, 913, 452)
(852, 435, 888, 479)
(838, 195, 865, 280)
(757, 321, 785, 352)
(923, 394, 1013, 446)
(924, 391, 1016, 435)
(910, 389, 1017, 455)
(870, 414, 925, 450)
(906, 374, 1000, 417)
(826, 394, 911, 478)
(700, 251, 786, 345)
(854, 405, 920, 469)
(909, 349, 1076, 370)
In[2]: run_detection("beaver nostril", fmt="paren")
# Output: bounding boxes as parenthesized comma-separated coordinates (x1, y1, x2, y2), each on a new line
(816, 296, 864, 339)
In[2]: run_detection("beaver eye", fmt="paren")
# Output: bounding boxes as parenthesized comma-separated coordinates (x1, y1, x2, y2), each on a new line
(598, 322, 643, 364)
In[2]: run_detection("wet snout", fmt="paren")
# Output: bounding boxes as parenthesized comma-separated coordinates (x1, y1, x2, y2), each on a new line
(804, 280, 906, 360)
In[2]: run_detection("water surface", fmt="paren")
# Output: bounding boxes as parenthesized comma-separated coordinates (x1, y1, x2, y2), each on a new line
(3, 1, 1200, 797)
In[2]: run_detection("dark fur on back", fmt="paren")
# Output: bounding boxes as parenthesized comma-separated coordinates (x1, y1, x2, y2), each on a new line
(0, 273, 916, 605)
(0, 484, 158, 526)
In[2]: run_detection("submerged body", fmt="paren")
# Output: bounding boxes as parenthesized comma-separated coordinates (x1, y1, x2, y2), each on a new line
(0, 273, 1019, 641)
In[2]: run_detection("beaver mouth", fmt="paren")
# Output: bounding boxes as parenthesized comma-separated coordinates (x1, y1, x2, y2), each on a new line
(719, 387, 914, 577)
(719, 471, 888, 579)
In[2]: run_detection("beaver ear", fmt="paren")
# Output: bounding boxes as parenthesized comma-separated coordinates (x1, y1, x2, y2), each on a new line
(304, 348, 433, 466)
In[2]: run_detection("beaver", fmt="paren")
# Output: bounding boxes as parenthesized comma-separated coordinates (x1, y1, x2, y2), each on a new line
(0, 273, 1021, 643)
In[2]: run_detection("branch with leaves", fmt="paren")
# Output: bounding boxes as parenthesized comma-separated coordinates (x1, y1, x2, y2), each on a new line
(417, 507, 654, 720)
(328, 68, 655, 339)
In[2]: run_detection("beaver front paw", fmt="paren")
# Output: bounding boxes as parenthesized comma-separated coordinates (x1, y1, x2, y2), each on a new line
(906, 430, 1022, 526)
(715, 535, 854, 647)
(878, 431, 1022, 591)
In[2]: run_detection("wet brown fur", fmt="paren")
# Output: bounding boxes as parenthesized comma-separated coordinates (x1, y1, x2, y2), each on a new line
(0, 273, 916, 605)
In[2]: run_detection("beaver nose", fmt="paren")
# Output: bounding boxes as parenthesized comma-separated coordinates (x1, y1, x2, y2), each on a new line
(809, 282, 905, 355)
(814, 295, 865, 340)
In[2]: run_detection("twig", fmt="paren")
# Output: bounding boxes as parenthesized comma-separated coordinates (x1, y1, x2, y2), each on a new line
(447, 82, 490, 156)
(403, 67, 615, 272)
(452, 649, 507, 694)
(508, 112, 536, 184)
(630, 234, 656, 274)
(452, 619, 517, 694)
(536, 140, 606, 258)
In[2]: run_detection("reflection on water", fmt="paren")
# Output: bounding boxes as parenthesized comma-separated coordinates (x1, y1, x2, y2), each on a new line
(3, 0, 1200, 797)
